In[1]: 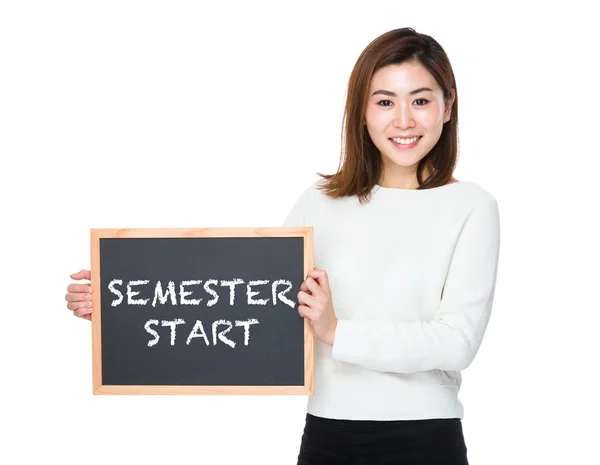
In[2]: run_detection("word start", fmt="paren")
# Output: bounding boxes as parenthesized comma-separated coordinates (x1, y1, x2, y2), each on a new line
(107, 278, 296, 348)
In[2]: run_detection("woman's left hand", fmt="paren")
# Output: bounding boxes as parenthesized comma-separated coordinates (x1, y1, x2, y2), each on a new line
(297, 267, 338, 345)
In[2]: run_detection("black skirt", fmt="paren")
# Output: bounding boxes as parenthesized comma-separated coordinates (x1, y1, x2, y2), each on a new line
(297, 413, 468, 465)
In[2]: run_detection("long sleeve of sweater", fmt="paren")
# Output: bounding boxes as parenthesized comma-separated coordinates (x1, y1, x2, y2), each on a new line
(330, 198, 500, 373)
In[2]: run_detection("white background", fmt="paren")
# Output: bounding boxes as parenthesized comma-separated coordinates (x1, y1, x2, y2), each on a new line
(1, 1, 599, 464)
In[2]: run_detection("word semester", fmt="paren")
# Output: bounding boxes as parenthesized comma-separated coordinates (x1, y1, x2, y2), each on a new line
(107, 278, 295, 308)
(107, 278, 296, 348)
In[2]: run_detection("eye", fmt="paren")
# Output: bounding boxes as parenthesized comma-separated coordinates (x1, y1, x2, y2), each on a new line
(414, 98, 429, 106)
(377, 100, 393, 107)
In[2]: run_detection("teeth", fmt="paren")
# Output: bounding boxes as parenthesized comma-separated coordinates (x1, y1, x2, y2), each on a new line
(391, 136, 420, 145)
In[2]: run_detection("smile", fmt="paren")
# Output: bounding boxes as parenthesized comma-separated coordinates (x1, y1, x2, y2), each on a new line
(389, 136, 422, 148)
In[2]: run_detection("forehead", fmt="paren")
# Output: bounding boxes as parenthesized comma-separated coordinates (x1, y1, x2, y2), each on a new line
(369, 62, 439, 92)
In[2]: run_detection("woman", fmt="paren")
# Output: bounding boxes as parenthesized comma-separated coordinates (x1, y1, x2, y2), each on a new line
(66, 27, 500, 465)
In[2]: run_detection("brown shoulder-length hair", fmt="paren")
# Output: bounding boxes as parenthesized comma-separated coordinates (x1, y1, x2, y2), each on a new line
(317, 27, 459, 203)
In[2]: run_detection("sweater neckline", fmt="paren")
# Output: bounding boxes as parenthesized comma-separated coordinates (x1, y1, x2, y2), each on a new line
(372, 181, 467, 193)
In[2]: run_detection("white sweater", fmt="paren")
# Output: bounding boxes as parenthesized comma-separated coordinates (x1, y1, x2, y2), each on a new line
(283, 180, 501, 421)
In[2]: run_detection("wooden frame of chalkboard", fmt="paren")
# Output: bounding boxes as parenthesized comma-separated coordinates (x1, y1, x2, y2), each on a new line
(90, 227, 314, 395)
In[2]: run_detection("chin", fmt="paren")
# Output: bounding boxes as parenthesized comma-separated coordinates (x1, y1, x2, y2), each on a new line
(381, 152, 424, 169)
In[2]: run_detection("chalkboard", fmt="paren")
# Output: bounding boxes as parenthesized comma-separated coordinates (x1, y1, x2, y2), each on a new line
(90, 227, 314, 395)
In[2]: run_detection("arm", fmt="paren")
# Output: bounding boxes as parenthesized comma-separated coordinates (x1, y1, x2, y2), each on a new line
(331, 198, 501, 373)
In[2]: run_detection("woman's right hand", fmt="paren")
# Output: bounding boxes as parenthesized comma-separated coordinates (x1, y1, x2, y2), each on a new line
(65, 269, 93, 320)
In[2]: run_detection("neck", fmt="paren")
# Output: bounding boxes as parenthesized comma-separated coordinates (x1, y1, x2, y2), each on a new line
(379, 167, 430, 190)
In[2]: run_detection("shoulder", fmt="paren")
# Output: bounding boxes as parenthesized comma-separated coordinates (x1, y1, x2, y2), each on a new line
(453, 181, 499, 208)
(291, 178, 322, 203)
(293, 178, 332, 203)
(283, 178, 327, 227)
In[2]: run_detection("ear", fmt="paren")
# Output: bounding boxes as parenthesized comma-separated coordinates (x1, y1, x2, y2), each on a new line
(443, 88, 455, 123)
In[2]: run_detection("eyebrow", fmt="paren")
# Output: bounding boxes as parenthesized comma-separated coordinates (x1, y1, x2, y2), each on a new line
(371, 87, 433, 97)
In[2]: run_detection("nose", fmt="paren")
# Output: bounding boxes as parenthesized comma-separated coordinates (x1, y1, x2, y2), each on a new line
(392, 103, 415, 129)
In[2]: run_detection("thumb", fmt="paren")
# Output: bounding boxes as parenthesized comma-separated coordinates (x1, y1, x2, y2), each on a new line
(70, 269, 91, 281)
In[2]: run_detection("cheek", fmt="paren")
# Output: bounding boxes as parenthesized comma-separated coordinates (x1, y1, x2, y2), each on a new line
(365, 107, 389, 133)
(419, 103, 445, 129)
(420, 115, 441, 133)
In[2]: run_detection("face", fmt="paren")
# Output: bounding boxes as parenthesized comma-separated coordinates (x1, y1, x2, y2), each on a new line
(364, 61, 454, 185)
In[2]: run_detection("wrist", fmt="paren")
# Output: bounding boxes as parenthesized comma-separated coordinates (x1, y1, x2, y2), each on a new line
(327, 318, 338, 346)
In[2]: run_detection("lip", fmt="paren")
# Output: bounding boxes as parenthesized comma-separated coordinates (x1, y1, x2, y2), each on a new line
(389, 135, 422, 139)
(389, 136, 422, 149)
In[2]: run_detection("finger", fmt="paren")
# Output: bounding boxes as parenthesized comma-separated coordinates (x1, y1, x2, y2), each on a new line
(300, 281, 309, 292)
(297, 290, 317, 307)
(307, 269, 327, 281)
(67, 300, 93, 311)
(304, 277, 324, 298)
(298, 305, 316, 321)
(67, 283, 92, 294)
(307, 269, 330, 290)
(70, 270, 91, 281)
(74, 307, 94, 318)
(65, 292, 92, 303)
